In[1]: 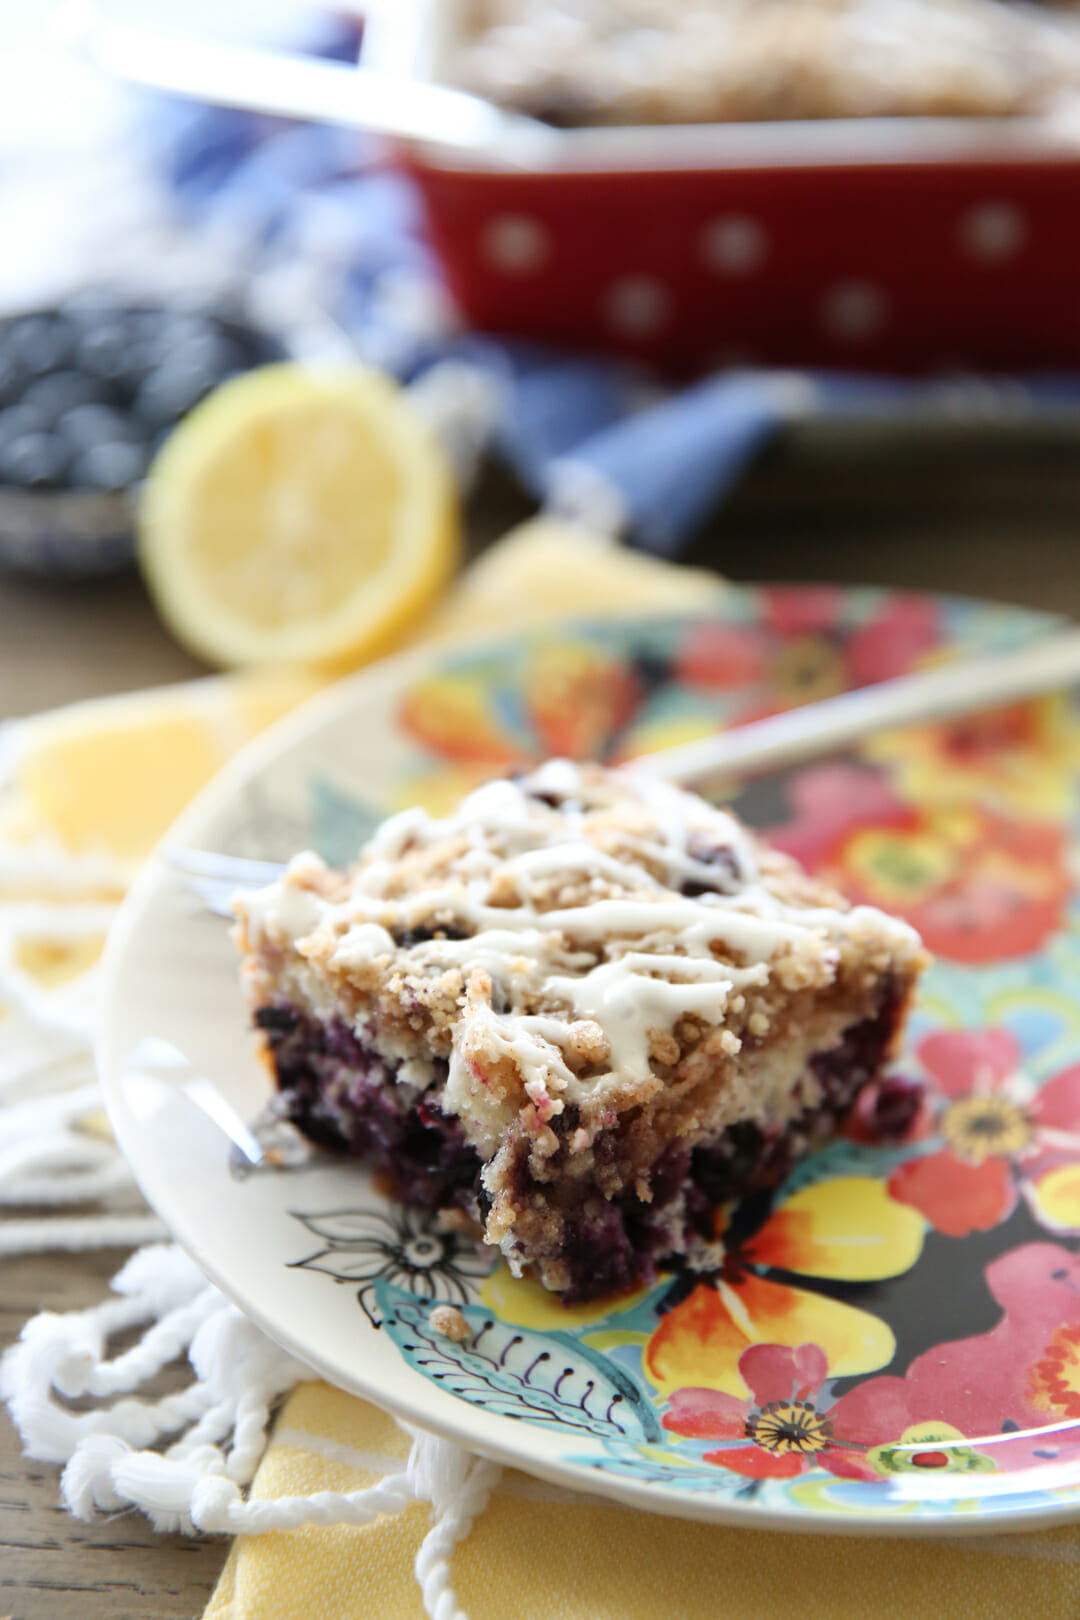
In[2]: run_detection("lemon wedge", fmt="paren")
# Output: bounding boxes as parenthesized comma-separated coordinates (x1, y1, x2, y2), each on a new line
(138, 364, 460, 669)
(9, 670, 323, 861)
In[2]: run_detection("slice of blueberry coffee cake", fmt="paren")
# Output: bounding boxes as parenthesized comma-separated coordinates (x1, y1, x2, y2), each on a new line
(233, 762, 927, 1302)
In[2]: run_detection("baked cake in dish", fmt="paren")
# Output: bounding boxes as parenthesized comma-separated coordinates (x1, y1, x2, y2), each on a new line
(233, 762, 927, 1301)
(447, 0, 1080, 126)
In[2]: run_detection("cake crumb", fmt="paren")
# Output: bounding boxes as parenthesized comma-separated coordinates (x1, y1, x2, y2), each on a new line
(428, 1304, 471, 1343)
(435, 1207, 482, 1238)
(648, 1028, 680, 1067)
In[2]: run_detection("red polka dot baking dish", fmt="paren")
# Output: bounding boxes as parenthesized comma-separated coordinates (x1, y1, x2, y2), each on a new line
(364, 1, 1080, 376)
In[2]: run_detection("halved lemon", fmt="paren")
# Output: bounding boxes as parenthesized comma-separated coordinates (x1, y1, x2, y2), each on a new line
(138, 364, 460, 669)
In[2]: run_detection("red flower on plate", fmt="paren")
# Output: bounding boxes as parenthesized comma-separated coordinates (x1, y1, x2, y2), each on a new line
(854, 1242, 1080, 1450)
(662, 1342, 910, 1480)
(887, 1028, 1080, 1239)
(674, 623, 770, 692)
(676, 592, 944, 718)
(845, 593, 942, 686)
(767, 764, 1072, 964)
(764, 587, 940, 686)
(766, 762, 915, 872)
(524, 640, 640, 760)
(760, 586, 845, 640)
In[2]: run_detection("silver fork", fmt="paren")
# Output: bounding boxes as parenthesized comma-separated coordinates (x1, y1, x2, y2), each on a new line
(169, 850, 287, 919)
(167, 623, 1080, 914)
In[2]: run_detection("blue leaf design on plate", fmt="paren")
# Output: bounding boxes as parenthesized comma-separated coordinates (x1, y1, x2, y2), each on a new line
(377, 1282, 662, 1442)
(309, 776, 382, 867)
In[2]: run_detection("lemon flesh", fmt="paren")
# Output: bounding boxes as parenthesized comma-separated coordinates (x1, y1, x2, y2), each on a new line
(9, 671, 323, 860)
(138, 365, 459, 669)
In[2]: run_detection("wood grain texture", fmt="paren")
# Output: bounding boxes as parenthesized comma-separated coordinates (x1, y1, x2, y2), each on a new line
(1, 443, 1079, 1618)
(0, 1250, 226, 1620)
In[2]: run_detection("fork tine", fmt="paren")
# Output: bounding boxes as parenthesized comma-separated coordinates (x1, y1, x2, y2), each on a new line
(167, 848, 286, 885)
(167, 849, 285, 920)
(174, 874, 246, 920)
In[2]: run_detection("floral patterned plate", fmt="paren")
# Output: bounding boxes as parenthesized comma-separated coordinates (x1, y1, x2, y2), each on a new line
(100, 587, 1080, 1534)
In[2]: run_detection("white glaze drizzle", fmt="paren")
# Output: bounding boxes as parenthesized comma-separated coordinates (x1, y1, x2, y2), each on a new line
(239, 763, 921, 1116)
(546, 958, 736, 1077)
(330, 922, 397, 969)
(239, 872, 324, 941)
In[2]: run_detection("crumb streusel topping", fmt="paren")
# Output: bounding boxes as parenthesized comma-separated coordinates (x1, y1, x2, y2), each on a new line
(235, 761, 923, 1156)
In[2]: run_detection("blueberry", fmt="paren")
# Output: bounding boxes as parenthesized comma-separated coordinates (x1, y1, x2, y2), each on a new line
(195, 326, 249, 370)
(22, 370, 108, 420)
(856, 1075, 924, 1143)
(132, 367, 188, 426)
(0, 402, 49, 447)
(0, 431, 70, 488)
(133, 332, 246, 424)
(111, 306, 166, 339)
(59, 402, 142, 452)
(1, 314, 75, 375)
(70, 438, 148, 491)
(75, 315, 149, 388)
(254, 1005, 298, 1033)
(145, 312, 221, 361)
(873, 1077, 924, 1138)
(0, 348, 26, 407)
(393, 926, 471, 947)
(681, 838, 740, 896)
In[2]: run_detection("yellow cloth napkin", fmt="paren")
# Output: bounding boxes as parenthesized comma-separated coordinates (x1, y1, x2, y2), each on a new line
(3, 520, 722, 862)
(8, 523, 1076, 1618)
(207, 1383, 1080, 1620)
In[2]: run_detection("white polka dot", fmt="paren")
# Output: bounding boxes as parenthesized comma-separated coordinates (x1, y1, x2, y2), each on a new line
(701, 215, 768, 275)
(481, 214, 550, 274)
(958, 201, 1028, 264)
(820, 279, 889, 343)
(603, 276, 672, 338)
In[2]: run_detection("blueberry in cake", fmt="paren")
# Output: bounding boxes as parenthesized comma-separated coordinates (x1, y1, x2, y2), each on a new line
(234, 763, 927, 1302)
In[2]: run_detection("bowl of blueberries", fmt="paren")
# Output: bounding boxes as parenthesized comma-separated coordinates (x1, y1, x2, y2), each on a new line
(0, 300, 283, 578)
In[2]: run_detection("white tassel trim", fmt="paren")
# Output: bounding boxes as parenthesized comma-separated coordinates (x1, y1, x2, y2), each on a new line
(2, 1242, 499, 1618)
(0, 742, 497, 1620)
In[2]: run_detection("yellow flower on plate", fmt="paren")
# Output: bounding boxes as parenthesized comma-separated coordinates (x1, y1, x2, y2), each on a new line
(1029, 1164, 1080, 1233)
(524, 641, 638, 760)
(479, 1264, 652, 1334)
(772, 634, 848, 706)
(643, 1178, 924, 1399)
(842, 826, 957, 908)
(398, 671, 526, 769)
(865, 693, 1080, 818)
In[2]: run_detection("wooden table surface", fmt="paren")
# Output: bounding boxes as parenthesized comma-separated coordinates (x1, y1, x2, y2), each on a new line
(3, 438, 1080, 1619)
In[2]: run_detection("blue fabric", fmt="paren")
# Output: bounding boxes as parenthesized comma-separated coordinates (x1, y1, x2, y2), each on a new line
(466, 341, 648, 496)
(552, 373, 792, 556)
(137, 43, 1080, 555)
